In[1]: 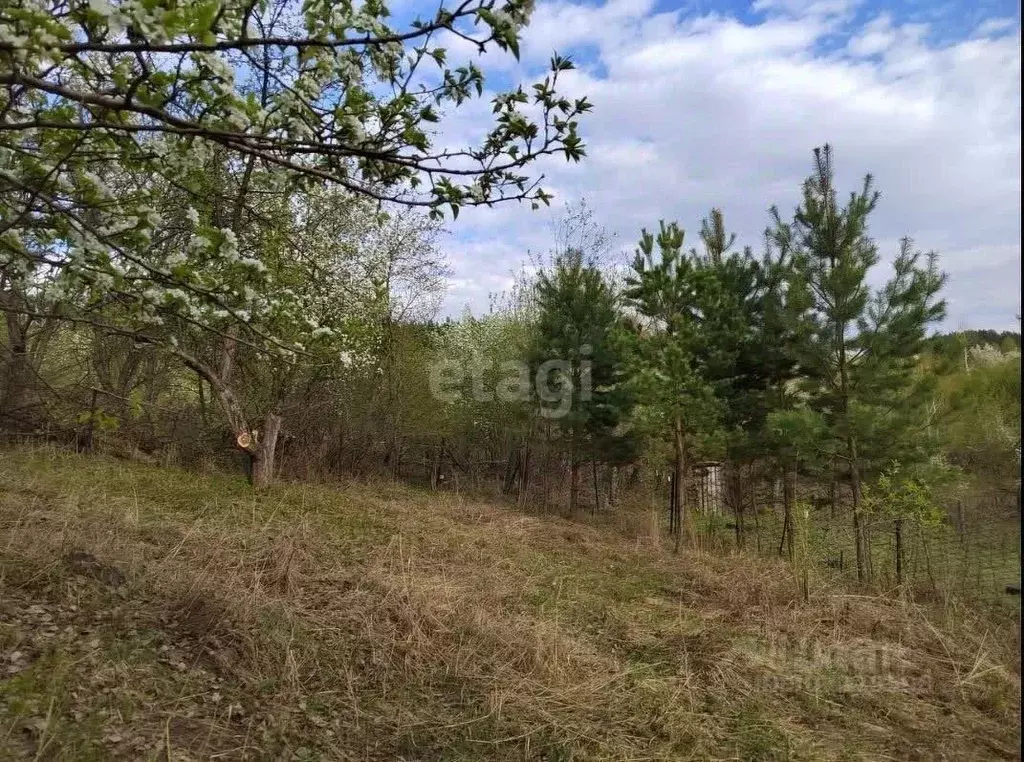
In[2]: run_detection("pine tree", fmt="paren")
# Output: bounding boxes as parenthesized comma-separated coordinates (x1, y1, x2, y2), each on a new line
(691, 210, 812, 548)
(624, 223, 720, 547)
(770, 145, 947, 581)
(693, 210, 777, 441)
(531, 249, 629, 515)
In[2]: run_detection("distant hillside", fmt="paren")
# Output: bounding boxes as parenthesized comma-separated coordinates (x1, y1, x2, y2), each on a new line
(926, 329, 1021, 354)
(0, 447, 1019, 761)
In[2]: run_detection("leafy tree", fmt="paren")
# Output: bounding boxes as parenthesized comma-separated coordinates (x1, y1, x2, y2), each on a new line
(861, 458, 963, 585)
(1, 0, 591, 482)
(769, 145, 947, 581)
(428, 300, 537, 494)
(0, 0, 589, 225)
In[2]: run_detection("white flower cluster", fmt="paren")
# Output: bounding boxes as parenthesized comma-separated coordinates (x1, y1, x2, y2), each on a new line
(967, 343, 1019, 368)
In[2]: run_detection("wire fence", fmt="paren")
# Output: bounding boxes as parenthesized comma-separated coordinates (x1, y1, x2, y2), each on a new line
(4, 418, 1019, 612)
(687, 470, 1021, 611)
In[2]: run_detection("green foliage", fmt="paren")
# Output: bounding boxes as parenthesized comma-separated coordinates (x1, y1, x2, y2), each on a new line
(624, 221, 721, 452)
(1, 138, 979, 522)
(861, 459, 962, 526)
(762, 145, 950, 579)
(924, 330, 1021, 373)
(699, 212, 810, 463)
(1, 0, 590, 352)
(76, 407, 120, 433)
(128, 388, 144, 421)
(764, 407, 828, 466)
(531, 249, 630, 442)
(622, 208, 809, 469)
(933, 350, 1021, 481)
(770, 145, 947, 479)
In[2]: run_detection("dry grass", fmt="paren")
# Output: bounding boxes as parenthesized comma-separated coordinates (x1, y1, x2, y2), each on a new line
(0, 445, 1020, 761)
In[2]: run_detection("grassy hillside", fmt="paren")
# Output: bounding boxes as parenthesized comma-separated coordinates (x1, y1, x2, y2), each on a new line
(0, 447, 1020, 761)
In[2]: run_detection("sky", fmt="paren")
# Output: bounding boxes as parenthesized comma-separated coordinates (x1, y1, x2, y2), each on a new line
(414, 0, 1021, 331)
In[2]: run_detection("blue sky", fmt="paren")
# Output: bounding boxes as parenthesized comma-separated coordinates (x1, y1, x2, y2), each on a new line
(403, 0, 1021, 331)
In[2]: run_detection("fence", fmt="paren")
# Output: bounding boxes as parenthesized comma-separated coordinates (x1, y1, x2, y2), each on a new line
(687, 471, 1021, 610)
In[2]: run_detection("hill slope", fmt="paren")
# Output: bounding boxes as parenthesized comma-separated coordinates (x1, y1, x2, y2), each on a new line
(0, 447, 1020, 760)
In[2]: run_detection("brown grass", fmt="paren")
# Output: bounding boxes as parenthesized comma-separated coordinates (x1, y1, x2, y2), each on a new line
(0, 445, 1020, 760)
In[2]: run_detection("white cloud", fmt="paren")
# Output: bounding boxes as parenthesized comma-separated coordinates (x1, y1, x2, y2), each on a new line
(752, 0, 861, 16)
(518, 0, 659, 56)
(435, 1, 1021, 331)
(846, 13, 896, 56)
(974, 16, 1017, 37)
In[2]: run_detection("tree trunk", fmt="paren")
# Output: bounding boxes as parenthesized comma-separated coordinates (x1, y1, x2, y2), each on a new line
(730, 463, 745, 548)
(568, 454, 580, 516)
(503, 443, 519, 495)
(197, 377, 208, 426)
(431, 438, 444, 490)
(894, 518, 904, 586)
(591, 459, 600, 516)
(250, 412, 282, 489)
(0, 309, 31, 430)
(829, 467, 837, 520)
(81, 388, 99, 453)
(392, 437, 403, 479)
(668, 471, 677, 535)
(517, 444, 531, 508)
(848, 433, 868, 582)
(780, 462, 795, 561)
(750, 463, 763, 554)
(171, 342, 282, 489)
(542, 421, 551, 512)
(1, 347, 30, 428)
(672, 414, 692, 548)
(838, 324, 868, 583)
